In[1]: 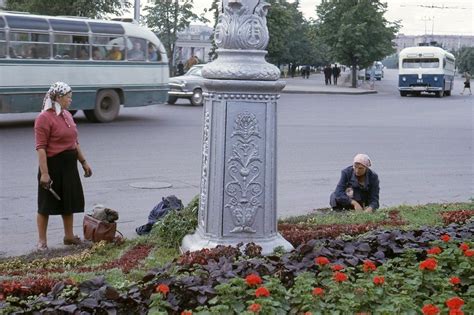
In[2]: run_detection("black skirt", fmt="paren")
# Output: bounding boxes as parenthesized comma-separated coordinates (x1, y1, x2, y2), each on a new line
(37, 149, 84, 215)
(464, 81, 470, 88)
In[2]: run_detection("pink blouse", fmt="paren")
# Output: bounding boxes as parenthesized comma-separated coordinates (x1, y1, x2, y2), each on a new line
(34, 110, 78, 157)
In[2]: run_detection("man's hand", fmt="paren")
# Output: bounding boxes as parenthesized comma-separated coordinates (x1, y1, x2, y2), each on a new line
(364, 207, 374, 213)
(351, 200, 363, 210)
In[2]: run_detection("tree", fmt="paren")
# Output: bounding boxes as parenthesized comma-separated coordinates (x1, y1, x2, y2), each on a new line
(317, 0, 399, 87)
(145, 0, 208, 75)
(4, 0, 130, 19)
(455, 47, 474, 74)
(206, 0, 220, 61)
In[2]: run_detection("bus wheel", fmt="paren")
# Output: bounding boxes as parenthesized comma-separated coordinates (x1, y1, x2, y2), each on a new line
(84, 90, 120, 123)
(400, 91, 407, 97)
(436, 91, 443, 98)
(167, 96, 178, 105)
(190, 89, 203, 106)
(444, 90, 451, 96)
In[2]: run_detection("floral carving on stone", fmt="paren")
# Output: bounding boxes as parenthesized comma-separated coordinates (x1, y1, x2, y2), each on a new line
(215, 0, 270, 50)
(199, 110, 210, 225)
(225, 111, 263, 233)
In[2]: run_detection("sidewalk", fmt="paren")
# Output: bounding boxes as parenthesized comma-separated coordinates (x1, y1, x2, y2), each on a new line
(282, 71, 377, 95)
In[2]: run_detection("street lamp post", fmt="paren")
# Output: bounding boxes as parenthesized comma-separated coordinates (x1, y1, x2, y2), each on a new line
(181, 0, 293, 255)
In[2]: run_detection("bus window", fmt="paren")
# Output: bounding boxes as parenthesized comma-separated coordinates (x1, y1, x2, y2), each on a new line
(128, 37, 146, 61)
(10, 31, 50, 59)
(420, 58, 439, 68)
(92, 35, 125, 60)
(53, 34, 89, 59)
(0, 31, 5, 58)
(147, 42, 161, 62)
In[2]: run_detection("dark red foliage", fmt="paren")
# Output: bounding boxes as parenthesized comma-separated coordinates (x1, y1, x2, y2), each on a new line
(178, 245, 240, 266)
(279, 210, 406, 247)
(0, 277, 73, 299)
(440, 210, 474, 225)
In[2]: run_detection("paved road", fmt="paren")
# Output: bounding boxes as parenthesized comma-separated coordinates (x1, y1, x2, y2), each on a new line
(0, 69, 472, 257)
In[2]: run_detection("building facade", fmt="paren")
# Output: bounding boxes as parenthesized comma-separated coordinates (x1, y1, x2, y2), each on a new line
(394, 34, 474, 53)
(174, 24, 213, 68)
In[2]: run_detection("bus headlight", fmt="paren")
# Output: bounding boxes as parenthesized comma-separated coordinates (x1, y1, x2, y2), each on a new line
(434, 77, 438, 81)
(402, 77, 406, 81)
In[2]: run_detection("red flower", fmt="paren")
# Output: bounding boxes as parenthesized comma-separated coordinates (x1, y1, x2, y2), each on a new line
(422, 304, 440, 315)
(459, 243, 469, 252)
(449, 310, 464, 315)
(440, 234, 451, 242)
(419, 258, 437, 271)
(312, 287, 324, 296)
(363, 260, 377, 272)
(155, 283, 169, 296)
(427, 247, 442, 255)
(450, 277, 461, 285)
(245, 274, 263, 286)
(255, 286, 270, 297)
(181, 311, 192, 315)
(446, 297, 464, 309)
(315, 256, 330, 266)
(373, 276, 385, 285)
(464, 249, 474, 257)
(331, 264, 344, 271)
(249, 303, 261, 313)
(333, 271, 348, 282)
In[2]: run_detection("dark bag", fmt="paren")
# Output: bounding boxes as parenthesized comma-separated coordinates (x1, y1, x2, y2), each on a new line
(135, 195, 184, 235)
(83, 214, 117, 242)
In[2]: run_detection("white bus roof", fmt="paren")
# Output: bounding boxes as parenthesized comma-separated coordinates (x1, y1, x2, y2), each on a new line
(0, 12, 160, 46)
(399, 46, 455, 60)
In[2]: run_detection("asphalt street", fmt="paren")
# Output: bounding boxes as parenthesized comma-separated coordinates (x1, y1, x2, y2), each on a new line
(0, 69, 472, 257)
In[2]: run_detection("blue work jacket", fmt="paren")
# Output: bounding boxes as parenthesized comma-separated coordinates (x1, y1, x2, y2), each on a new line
(333, 166, 380, 210)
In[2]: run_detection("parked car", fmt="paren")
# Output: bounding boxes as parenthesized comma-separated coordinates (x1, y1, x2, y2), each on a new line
(168, 65, 204, 106)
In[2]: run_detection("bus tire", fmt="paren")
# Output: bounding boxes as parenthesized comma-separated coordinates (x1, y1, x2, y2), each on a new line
(436, 91, 443, 98)
(400, 91, 407, 97)
(190, 89, 203, 106)
(444, 90, 451, 96)
(84, 90, 120, 123)
(167, 96, 178, 104)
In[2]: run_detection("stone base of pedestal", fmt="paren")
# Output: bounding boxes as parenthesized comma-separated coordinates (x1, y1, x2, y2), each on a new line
(180, 228, 294, 255)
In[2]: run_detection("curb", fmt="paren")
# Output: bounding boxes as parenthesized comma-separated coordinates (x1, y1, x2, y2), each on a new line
(282, 89, 377, 95)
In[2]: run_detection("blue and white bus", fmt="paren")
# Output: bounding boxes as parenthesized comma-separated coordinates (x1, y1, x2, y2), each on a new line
(0, 12, 169, 122)
(398, 46, 455, 97)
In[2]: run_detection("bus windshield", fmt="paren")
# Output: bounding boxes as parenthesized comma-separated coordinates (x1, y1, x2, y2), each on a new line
(402, 58, 440, 69)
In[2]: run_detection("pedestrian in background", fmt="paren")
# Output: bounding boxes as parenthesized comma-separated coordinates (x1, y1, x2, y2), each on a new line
(461, 71, 471, 95)
(332, 65, 340, 85)
(34, 82, 92, 251)
(324, 65, 332, 85)
(329, 153, 379, 213)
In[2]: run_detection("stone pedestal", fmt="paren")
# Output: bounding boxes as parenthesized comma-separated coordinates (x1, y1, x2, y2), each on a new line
(181, 0, 293, 255)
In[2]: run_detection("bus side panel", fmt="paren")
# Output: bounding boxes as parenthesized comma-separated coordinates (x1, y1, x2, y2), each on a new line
(122, 87, 168, 107)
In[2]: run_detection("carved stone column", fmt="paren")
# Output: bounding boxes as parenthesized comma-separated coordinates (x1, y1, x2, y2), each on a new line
(181, 0, 293, 255)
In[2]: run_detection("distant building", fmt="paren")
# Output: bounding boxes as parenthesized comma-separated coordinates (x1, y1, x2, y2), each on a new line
(394, 34, 474, 53)
(174, 24, 213, 66)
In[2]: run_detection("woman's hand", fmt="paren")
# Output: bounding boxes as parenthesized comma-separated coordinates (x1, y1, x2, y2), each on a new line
(351, 200, 363, 210)
(82, 162, 92, 177)
(40, 173, 51, 189)
(364, 207, 374, 213)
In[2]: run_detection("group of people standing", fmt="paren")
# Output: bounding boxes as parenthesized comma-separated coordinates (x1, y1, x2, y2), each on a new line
(323, 64, 341, 85)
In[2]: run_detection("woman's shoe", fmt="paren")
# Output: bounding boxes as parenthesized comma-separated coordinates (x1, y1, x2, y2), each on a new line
(37, 243, 48, 251)
(63, 235, 82, 245)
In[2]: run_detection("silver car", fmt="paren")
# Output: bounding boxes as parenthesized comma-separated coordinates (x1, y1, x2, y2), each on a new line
(167, 65, 204, 106)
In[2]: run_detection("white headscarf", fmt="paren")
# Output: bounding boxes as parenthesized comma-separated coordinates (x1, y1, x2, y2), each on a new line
(353, 153, 372, 168)
(42, 82, 72, 115)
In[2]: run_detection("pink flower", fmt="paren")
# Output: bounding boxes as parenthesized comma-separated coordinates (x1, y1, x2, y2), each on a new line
(312, 287, 324, 296)
(373, 276, 385, 285)
(446, 297, 464, 310)
(422, 304, 440, 315)
(333, 271, 348, 282)
(245, 274, 263, 286)
(363, 260, 377, 272)
(315, 256, 330, 266)
(255, 286, 270, 297)
(440, 234, 451, 242)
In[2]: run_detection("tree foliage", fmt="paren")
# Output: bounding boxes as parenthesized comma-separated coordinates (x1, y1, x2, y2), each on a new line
(455, 47, 474, 74)
(145, 0, 208, 73)
(4, 0, 130, 19)
(317, 0, 399, 87)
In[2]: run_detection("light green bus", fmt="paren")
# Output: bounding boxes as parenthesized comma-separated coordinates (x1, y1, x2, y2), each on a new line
(0, 12, 169, 122)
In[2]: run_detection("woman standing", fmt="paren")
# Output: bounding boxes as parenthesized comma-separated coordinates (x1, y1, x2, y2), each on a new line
(34, 82, 92, 250)
(461, 71, 471, 95)
(329, 153, 379, 212)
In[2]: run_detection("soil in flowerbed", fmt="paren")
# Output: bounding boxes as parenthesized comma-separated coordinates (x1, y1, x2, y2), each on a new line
(0, 242, 93, 264)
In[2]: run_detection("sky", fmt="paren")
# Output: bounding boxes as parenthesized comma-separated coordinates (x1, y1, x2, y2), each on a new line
(186, 0, 473, 36)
